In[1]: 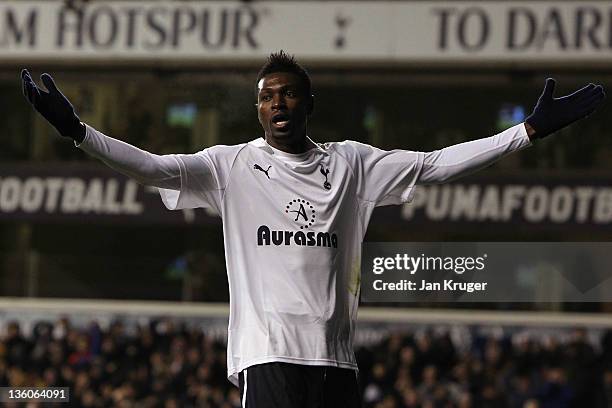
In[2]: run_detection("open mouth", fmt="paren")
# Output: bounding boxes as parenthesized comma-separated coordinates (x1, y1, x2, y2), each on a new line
(272, 113, 291, 130)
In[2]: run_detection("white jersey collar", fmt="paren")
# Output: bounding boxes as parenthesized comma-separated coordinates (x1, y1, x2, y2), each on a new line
(249, 136, 329, 157)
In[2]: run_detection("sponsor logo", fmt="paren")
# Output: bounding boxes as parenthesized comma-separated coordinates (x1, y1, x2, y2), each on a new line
(285, 198, 315, 229)
(257, 198, 338, 247)
(253, 163, 272, 179)
(403, 184, 612, 224)
(257, 226, 337, 248)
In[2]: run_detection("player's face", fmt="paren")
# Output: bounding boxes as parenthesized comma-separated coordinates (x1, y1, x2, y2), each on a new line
(257, 72, 312, 153)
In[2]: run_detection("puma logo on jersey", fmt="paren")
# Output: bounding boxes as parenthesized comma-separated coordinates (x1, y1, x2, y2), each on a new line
(320, 165, 331, 190)
(254, 164, 272, 179)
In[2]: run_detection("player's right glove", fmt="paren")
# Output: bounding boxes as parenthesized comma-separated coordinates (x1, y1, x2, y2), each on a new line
(525, 78, 605, 140)
(21, 69, 86, 143)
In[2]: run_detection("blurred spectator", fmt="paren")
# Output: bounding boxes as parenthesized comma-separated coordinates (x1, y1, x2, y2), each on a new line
(0, 319, 610, 407)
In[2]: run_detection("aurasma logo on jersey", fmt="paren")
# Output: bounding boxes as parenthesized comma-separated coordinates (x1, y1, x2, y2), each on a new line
(256, 198, 338, 248)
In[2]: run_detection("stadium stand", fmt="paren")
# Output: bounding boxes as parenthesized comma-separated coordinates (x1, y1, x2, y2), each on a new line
(0, 300, 611, 407)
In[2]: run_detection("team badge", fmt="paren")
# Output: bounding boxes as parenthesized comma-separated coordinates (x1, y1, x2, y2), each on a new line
(320, 165, 331, 190)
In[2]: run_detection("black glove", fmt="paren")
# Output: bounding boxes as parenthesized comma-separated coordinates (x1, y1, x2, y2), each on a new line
(525, 78, 605, 139)
(21, 69, 86, 143)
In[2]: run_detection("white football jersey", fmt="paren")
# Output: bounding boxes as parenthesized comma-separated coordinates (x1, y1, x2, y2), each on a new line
(78, 122, 529, 386)
(158, 137, 424, 385)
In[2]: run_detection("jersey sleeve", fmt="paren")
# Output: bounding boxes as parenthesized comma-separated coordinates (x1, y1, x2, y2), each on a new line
(78, 124, 182, 190)
(158, 144, 243, 213)
(418, 123, 531, 184)
(341, 141, 425, 207)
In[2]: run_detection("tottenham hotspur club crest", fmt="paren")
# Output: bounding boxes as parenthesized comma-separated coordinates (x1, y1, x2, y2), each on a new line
(320, 165, 331, 190)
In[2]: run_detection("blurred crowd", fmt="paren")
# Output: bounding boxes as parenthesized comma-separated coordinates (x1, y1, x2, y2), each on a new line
(358, 328, 612, 408)
(0, 319, 237, 408)
(0, 318, 611, 408)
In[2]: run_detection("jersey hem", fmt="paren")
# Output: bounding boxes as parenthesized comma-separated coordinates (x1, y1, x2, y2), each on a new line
(227, 357, 358, 387)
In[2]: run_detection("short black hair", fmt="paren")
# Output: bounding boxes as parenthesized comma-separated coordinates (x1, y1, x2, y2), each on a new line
(255, 50, 312, 98)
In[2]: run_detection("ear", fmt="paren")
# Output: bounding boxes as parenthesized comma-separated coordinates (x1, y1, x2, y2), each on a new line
(307, 94, 314, 116)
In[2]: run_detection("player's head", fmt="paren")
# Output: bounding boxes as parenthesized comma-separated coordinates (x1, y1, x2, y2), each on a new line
(255, 50, 312, 104)
(256, 51, 314, 152)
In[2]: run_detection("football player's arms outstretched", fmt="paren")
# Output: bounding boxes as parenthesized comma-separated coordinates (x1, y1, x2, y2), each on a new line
(417, 79, 606, 185)
(21, 70, 181, 190)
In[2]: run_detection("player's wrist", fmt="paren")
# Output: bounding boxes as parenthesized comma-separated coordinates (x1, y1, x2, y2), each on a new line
(57, 118, 85, 143)
(524, 110, 554, 140)
(523, 122, 537, 140)
(70, 121, 86, 143)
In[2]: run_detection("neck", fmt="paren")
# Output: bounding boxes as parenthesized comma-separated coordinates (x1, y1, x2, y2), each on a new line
(265, 135, 314, 154)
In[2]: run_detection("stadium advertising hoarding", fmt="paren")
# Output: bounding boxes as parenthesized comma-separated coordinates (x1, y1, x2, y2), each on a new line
(0, 164, 218, 225)
(398, 177, 612, 227)
(1, 1, 611, 64)
(1, 164, 611, 229)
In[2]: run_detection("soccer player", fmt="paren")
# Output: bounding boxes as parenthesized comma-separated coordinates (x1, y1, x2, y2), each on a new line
(21, 52, 604, 407)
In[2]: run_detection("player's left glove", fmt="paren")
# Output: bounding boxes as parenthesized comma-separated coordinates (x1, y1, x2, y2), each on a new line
(21, 69, 86, 143)
(525, 78, 605, 140)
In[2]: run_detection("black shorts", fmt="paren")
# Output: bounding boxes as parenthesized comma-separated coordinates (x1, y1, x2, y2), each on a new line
(238, 362, 361, 408)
